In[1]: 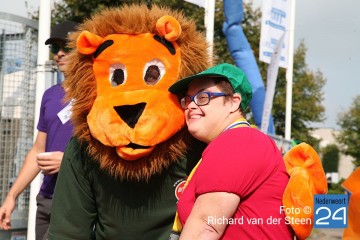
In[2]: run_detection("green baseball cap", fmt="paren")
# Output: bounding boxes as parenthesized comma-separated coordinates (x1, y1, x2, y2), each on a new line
(169, 63, 253, 110)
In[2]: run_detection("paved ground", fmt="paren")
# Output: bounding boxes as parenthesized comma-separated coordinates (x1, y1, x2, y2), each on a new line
(0, 227, 346, 240)
(308, 228, 344, 240)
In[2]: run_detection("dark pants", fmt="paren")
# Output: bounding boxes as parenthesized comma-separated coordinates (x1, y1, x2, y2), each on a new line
(36, 193, 52, 240)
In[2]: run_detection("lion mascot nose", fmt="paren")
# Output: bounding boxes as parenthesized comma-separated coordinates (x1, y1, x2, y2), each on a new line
(113, 103, 147, 128)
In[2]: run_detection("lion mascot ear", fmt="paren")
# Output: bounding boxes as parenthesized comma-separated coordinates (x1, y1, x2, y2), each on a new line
(156, 15, 182, 42)
(283, 143, 328, 240)
(77, 30, 104, 55)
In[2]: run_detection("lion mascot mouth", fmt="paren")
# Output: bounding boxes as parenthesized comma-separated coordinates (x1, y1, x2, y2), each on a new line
(63, 4, 210, 181)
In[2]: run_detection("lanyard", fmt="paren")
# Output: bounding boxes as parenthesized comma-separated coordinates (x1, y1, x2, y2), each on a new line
(224, 118, 251, 131)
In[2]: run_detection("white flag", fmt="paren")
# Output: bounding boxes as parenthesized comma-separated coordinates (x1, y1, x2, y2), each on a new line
(184, 0, 207, 8)
(259, 0, 291, 68)
(261, 32, 285, 134)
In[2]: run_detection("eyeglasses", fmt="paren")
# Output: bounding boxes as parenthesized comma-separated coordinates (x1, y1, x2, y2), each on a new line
(50, 44, 71, 54)
(180, 92, 229, 110)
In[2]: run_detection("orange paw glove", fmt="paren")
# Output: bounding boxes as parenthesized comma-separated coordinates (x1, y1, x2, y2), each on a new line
(342, 167, 360, 240)
(283, 143, 328, 240)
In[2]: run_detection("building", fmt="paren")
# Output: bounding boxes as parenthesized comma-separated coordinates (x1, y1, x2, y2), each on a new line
(311, 128, 355, 182)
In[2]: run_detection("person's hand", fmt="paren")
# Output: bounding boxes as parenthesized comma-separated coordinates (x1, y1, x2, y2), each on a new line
(36, 151, 64, 175)
(0, 195, 16, 230)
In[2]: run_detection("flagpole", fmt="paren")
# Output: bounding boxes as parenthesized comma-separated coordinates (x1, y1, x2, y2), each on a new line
(284, 0, 296, 140)
(204, 0, 215, 60)
(28, 0, 51, 239)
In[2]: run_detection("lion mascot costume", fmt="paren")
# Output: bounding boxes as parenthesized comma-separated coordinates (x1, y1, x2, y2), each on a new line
(48, 4, 209, 239)
(48, 4, 327, 240)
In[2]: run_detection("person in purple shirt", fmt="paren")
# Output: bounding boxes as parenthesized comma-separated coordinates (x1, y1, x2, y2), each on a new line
(0, 21, 76, 240)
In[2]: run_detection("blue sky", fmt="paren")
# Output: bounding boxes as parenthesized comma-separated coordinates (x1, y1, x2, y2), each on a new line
(294, 0, 360, 130)
(2, 0, 360, 130)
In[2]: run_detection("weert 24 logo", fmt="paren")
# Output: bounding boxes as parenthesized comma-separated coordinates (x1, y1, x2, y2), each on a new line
(314, 194, 348, 228)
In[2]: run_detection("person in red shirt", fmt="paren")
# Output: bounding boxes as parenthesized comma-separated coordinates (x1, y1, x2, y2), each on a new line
(168, 63, 293, 239)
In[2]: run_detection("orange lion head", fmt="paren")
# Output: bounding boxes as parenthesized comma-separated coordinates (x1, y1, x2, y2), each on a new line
(64, 4, 210, 180)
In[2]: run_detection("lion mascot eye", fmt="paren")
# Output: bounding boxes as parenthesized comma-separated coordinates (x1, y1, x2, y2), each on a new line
(144, 65, 160, 85)
(109, 63, 126, 87)
(143, 59, 165, 85)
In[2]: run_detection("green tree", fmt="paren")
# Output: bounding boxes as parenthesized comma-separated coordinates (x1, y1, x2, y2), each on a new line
(337, 95, 360, 167)
(49, 0, 326, 146)
(51, 0, 206, 25)
(321, 144, 340, 173)
(271, 42, 326, 147)
(52, 0, 128, 23)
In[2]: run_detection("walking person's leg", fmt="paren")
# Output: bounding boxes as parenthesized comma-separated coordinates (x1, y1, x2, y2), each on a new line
(35, 194, 52, 240)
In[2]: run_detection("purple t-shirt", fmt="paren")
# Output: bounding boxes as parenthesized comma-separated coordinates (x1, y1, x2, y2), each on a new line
(37, 84, 73, 198)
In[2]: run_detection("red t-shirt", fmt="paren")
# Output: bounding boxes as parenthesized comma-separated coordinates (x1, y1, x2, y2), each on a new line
(177, 127, 293, 239)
